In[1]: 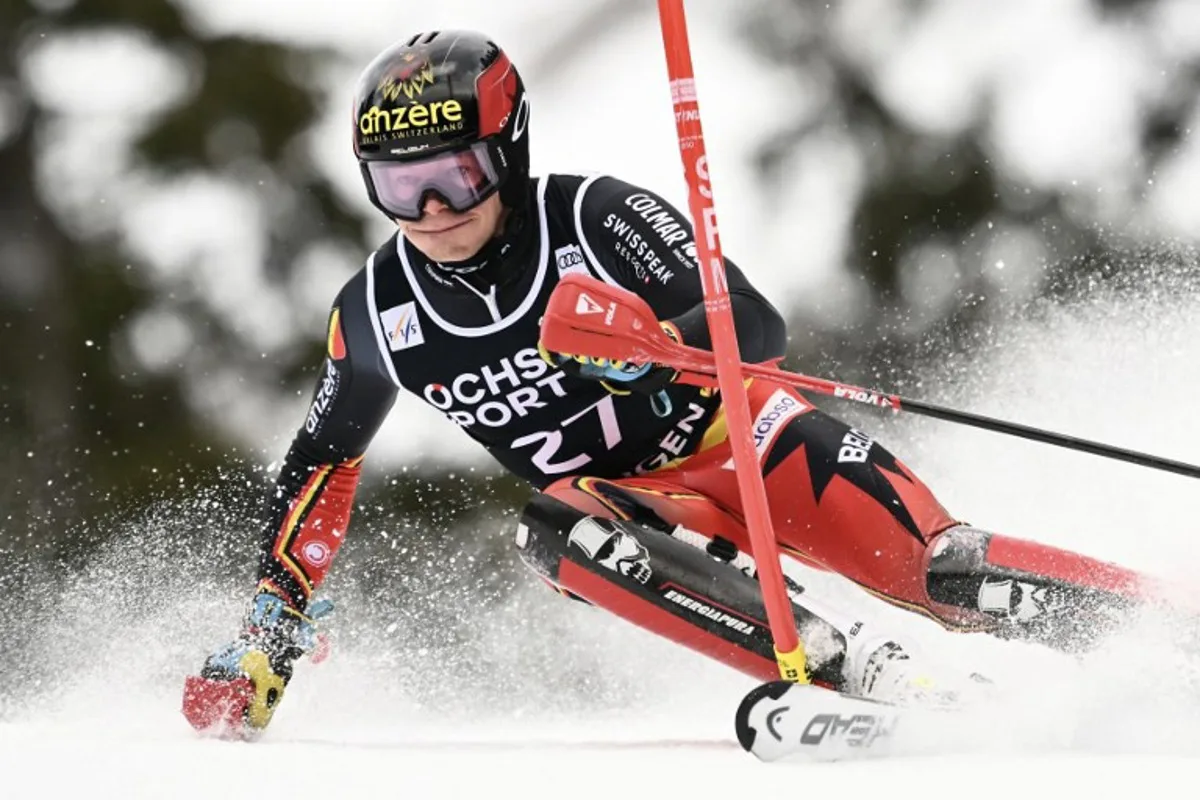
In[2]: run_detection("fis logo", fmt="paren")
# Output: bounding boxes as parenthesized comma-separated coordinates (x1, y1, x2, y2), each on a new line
(301, 540, 331, 568)
(380, 302, 425, 351)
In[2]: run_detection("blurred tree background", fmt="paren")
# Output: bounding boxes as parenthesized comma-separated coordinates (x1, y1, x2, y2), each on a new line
(2, 0, 1200, 690)
(2, 0, 348, 556)
(748, 0, 1200, 389)
(0, 0, 529, 562)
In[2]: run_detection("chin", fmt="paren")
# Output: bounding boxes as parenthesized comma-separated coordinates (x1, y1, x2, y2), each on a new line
(402, 212, 498, 262)
(411, 236, 479, 263)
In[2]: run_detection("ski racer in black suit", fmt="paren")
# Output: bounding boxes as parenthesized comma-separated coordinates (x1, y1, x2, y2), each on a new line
(184, 30, 1154, 736)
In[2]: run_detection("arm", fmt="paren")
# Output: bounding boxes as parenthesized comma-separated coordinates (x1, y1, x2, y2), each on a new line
(185, 273, 399, 735)
(576, 176, 787, 363)
(255, 279, 398, 610)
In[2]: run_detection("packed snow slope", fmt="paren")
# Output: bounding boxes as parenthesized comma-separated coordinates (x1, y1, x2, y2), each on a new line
(5, 275, 1200, 798)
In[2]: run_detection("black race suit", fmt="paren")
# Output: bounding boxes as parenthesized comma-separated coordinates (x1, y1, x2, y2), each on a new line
(255, 173, 786, 608)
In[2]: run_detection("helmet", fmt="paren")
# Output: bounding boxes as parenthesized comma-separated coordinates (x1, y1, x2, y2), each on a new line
(352, 30, 530, 222)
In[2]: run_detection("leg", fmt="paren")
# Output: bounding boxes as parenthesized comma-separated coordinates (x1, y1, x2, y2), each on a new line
(649, 383, 955, 612)
(519, 482, 985, 705)
(517, 483, 863, 687)
(654, 383, 1153, 651)
(922, 525, 1144, 650)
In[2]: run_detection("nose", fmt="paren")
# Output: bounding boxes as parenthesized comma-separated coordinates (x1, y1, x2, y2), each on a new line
(421, 194, 450, 216)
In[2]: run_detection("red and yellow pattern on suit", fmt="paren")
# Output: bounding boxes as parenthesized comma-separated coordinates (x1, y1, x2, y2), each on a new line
(256, 307, 369, 608)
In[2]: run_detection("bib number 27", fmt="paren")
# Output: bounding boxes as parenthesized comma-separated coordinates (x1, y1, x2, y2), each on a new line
(511, 395, 622, 475)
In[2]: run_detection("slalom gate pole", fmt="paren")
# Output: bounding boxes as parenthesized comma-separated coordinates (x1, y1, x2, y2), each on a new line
(656, 0, 807, 683)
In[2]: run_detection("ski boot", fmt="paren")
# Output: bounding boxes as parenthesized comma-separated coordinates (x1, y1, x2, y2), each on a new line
(842, 634, 992, 709)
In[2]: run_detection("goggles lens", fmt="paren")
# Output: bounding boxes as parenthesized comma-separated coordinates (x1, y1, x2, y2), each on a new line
(367, 142, 503, 221)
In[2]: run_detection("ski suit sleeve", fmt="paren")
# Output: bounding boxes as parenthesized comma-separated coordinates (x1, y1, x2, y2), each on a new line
(255, 272, 398, 610)
(575, 175, 787, 363)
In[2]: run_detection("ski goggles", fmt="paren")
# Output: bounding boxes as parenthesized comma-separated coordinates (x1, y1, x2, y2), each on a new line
(365, 141, 506, 221)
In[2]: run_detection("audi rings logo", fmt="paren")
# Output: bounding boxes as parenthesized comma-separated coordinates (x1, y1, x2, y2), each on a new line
(302, 540, 331, 567)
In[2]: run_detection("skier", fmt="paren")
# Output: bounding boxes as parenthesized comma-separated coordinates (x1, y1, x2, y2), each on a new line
(184, 30, 1149, 735)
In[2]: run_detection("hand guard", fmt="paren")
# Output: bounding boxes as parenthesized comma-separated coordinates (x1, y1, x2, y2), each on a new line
(538, 322, 680, 415)
(182, 591, 333, 736)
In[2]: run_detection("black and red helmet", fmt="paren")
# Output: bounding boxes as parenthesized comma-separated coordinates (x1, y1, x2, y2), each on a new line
(352, 31, 530, 221)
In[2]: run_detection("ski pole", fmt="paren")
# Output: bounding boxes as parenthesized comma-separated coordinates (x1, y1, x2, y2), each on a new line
(541, 273, 1200, 482)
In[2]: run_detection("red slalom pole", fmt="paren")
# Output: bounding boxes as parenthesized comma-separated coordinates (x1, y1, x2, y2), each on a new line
(656, 0, 807, 683)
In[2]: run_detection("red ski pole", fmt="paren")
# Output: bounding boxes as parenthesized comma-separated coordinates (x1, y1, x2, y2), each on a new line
(656, 0, 807, 683)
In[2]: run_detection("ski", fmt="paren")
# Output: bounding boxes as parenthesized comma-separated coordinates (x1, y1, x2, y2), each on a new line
(735, 681, 969, 762)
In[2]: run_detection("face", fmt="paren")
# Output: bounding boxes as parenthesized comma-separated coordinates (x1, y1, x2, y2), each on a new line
(397, 192, 505, 262)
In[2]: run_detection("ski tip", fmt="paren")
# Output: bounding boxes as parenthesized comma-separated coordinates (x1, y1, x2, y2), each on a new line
(735, 680, 795, 752)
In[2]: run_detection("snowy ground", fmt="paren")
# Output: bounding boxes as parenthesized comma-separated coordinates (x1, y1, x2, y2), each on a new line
(6, 279, 1200, 797)
(2, 722, 1191, 798)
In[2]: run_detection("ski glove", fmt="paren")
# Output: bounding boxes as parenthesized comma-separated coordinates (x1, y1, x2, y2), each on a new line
(184, 591, 332, 735)
(538, 321, 680, 410)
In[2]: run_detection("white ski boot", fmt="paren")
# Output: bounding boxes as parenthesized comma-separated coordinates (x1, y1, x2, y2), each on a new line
(843, 636, 988, 708)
